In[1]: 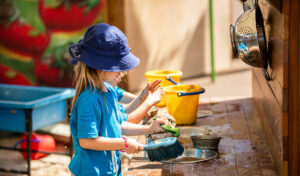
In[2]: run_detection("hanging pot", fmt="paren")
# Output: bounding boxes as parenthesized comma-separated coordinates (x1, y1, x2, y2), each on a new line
(230, 1, 271, 81)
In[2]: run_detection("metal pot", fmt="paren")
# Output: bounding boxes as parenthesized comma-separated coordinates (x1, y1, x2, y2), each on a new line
(191, 135, 222, 151)
(230, 1, 271, 81)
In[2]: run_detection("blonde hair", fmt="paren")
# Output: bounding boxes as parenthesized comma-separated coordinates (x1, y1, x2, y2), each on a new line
(71, 62, 106, 112)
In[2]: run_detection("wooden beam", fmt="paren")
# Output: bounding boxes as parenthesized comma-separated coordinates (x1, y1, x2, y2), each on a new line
(104, 0, 129, 90)
(288, 0, 299, 175)
(104, 0, 125, 31)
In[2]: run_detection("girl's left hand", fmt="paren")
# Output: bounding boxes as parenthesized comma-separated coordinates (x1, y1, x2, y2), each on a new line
(145, 87, 164, 106)
(149, 118, 167, 134)
(139, 80, 162, 103)
(148, 80, 162, 93)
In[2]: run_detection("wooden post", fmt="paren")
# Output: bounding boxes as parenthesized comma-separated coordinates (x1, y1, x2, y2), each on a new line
(104, 0, 129, 90)
(288, 0, 299, 175)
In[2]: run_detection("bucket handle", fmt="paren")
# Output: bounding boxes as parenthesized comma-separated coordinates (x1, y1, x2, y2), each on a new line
(165, 76, 178, 85)
(14, 139, 40, 149)
(177, 88, 205, 97)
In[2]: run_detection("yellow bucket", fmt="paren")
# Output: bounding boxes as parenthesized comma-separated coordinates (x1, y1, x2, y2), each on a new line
(164, 84, 205, 125)
(145, 70, 182, 107)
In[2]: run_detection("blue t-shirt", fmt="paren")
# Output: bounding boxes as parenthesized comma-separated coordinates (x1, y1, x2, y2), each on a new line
(114, 86, 127, 119)
(114, 86, 125, 101)
(69, 83, 128, 176)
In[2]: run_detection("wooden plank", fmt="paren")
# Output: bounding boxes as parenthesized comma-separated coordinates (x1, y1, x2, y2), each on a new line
(283, 161, 288, 176)
(252, 72, 283, 176)
(161, 164, 172, 176)
(253, 67, 288, 112)
(243, 98, 279, 176)
(283, 40, 289, 88)
(260, 1, 285, 40)
(212, 114, 232, 138)
(269, 0, 282, 12)
(211, 101, 238, 176)
(287, 0, 299, 175)
(283, 113, 288, 162)
(225, 100, 262, 176)
(237, 152, 261, 176)
(190, 160, 216, 176)
(281, 0, 289, 15)
(258, 0, 290, 114)
(104, 0, 125, 30)
(259, 1, 290, 108)
(215, 155, 238, 176)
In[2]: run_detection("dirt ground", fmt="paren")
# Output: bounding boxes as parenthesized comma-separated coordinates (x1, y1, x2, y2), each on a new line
(0, 133, 71, 176)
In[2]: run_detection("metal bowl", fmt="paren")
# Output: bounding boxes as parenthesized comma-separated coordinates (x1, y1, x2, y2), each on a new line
(230, 1, 271, 81)
(162, 148, 217, 164)
(191, 135, 222, 150)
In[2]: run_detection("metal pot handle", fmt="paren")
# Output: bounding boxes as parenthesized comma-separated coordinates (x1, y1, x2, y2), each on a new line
(230, 25, 238, 57)
(262, 68, 271, 81)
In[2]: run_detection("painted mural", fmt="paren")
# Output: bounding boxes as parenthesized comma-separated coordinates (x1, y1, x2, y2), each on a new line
(0, 0, 104, 87)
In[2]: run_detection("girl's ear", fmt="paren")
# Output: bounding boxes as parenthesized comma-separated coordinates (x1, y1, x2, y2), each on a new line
(119, 72, 124, 78)
(99, 71, 106, 80)
(122, 71, 128, 76)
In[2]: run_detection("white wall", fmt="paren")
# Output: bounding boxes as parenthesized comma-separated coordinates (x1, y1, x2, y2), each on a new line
(124, 0, 235, 91)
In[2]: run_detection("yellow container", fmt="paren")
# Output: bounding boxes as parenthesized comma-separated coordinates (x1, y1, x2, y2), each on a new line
(164, 84, 205, 125)
(145, 70, 182, 107)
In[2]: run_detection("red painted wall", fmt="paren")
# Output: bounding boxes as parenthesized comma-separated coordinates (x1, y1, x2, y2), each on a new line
(0, 0, 104, 87)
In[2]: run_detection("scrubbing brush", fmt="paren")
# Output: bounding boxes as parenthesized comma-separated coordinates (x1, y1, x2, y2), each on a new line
(161, 125, 180, 137)
(143, 137, 184, 161)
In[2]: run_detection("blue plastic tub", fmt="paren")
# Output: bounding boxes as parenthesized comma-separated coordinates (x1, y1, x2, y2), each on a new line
(0, 84, 75, 133)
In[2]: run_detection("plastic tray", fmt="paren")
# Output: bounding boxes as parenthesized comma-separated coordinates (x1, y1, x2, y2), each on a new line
(0, 84, 75, 132)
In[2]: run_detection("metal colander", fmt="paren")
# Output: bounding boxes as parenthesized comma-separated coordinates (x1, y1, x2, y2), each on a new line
(230, 2, 270, 81)
(237, 9, 256, 35)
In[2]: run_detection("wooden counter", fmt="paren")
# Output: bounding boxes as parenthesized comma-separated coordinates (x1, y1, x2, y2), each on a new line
(127, 98, 278, 176)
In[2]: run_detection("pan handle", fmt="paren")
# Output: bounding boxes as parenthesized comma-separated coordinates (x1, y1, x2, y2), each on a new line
(262, 68, 271, 81)
(230, 25, 238, 57)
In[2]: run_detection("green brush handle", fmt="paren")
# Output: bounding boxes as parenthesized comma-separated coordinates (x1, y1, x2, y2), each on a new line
(161, 125, 180, 137)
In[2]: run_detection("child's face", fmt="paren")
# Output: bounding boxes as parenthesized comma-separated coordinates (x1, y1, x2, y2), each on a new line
(104, 72, 123, 87)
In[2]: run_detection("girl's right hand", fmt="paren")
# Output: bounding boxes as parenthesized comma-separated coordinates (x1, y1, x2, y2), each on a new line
(126, 138, 143, 154)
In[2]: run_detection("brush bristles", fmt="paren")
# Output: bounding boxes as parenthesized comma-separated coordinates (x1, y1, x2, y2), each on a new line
(146, 140, 184, 161)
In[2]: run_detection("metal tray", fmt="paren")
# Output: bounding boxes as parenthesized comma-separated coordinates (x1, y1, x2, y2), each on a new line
(197, 109, 213, 118)
(162, 148, 217, 164)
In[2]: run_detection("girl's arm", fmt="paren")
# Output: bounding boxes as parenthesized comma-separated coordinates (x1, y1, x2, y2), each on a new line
(119, 91, 137, 104)
(79, 137, 126, 151)
(79, 118, 166, 153)
(126, 82, 163, 123)
(121, 119, 166, 136)
(121, 121, 150, 135)
(79, 136, 142, 154)
(124, 80, 161, 114)
(126, 99, 152, 124)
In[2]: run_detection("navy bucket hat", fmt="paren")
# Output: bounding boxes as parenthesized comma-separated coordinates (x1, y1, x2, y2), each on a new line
(69, 23, 140, 72)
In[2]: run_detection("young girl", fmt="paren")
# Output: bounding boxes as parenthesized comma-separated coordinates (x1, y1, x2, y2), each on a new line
(68, 23, 166, 176)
